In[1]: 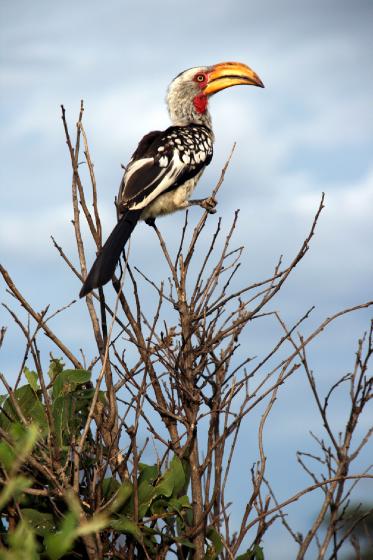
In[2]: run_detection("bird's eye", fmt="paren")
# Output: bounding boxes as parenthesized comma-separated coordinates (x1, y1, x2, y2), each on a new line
(195, 74, 205, 82)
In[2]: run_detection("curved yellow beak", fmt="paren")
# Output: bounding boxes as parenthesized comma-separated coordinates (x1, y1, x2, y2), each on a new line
(203, 61, 264, 96)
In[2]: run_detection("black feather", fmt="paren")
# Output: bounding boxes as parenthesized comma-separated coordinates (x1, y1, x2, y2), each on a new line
(130, 130, 162, 159)
(79, 210, 141, 297)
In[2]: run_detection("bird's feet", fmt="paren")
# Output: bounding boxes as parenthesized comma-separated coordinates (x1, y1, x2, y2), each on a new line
(201, 196, 217, 214)
(189, 197, 217, 214)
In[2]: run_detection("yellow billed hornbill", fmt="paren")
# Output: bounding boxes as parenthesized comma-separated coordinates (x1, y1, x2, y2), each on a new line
(79, 61, 264, 298)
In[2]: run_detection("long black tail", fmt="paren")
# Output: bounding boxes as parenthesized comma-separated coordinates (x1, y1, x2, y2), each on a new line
(79, 210, 141, 298)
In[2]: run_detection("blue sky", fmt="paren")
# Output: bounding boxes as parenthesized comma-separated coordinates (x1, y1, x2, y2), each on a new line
(1, 0, 373, 557)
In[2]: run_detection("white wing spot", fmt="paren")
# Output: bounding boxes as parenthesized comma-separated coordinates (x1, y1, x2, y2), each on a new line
(159, 156, 168, 168)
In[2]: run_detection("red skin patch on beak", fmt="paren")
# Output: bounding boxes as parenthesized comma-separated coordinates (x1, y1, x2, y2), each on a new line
(193, 94, 208, 114)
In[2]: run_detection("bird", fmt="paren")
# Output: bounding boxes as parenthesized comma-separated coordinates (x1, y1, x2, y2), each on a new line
(79, 61, 264, 298)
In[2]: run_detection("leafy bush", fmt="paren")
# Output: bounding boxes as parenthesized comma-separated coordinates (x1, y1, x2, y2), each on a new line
(0, 364, 213, 558)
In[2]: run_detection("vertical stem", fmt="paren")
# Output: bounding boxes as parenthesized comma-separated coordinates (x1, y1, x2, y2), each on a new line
(190, 436, 205, 558)
(177, 256, 205, 557)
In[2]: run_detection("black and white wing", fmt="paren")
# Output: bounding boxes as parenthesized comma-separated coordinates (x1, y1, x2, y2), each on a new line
(118, 125, 213, 213)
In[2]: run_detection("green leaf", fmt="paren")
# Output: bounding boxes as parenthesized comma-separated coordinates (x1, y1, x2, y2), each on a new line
(48, 358, 64, 381)
(205, 526, 223, 559)
(154, 456, 185, 499)
(44, 512, 77, 560)
(0, 424, 40, 476)
(153, 476, 174, 499)
(175, 497, 193, 532)
(168, 495, 192, 514)
(0, 476, 32, 510)
(136, 481, 156, 518)
(138, 463, 158, 484)
(24, 367, 39, 391)
(13, 424, 39, 466)
(111, 516, 143, 543)
(76, 513, 108, 536)
(174, 536, 196, 549)
(126, 458, 186, 519)
(0, 385, 47, 430)
(52, 395, 73, 447)
(133, 464, 159, 518)
(6, 520, 39, 560)
(9, 422, 28, 440)
(52, 383, 93, 447)
(237, 545, 264, 560)
(0, 441, 16, 471)
(64, 490, 82, 519)
(102, 477, 121, 499)
(170, 455, 186, 496)
(52, 369, 91, 399)
(21, 508, 57, 536)
(254, 545, 264, 560)
(150, 498, 169, 516)
(102, 478, 133, 513)
(110, 481, 133, 512)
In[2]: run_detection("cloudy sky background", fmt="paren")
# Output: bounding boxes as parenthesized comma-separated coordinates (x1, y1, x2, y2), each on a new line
(1, 0, 373, 557)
